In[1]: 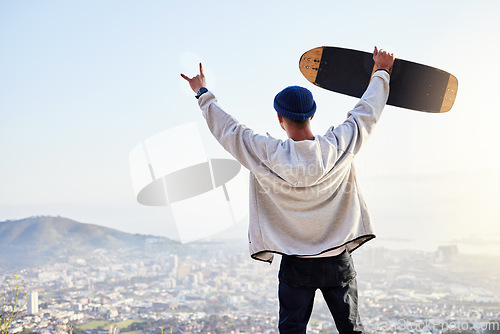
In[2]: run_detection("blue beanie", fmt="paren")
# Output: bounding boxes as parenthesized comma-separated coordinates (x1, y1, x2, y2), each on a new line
(274, 86, 316, 121)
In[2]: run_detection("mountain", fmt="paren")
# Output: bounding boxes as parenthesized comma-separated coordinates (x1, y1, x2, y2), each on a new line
(0, 216, 180, 269)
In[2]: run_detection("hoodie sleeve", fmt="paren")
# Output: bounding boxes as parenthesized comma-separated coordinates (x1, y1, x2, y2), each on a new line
(326, 70, 390, 157)
(198, 92, 274, 171)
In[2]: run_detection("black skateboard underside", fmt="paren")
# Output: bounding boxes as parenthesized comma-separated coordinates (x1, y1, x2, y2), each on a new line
(314, 47, 452, 113)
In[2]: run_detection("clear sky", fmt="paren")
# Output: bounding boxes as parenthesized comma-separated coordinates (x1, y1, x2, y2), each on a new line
(1, 0, 499, 253)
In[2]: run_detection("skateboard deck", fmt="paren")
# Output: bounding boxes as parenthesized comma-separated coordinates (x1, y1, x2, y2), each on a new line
(299, 46, 458, 113)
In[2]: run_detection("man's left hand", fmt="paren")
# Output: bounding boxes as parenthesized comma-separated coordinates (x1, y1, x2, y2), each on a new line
(181, 63, 206, 93)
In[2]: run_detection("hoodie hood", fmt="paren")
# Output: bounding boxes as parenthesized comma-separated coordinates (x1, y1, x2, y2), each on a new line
(264, 136, 340, 187)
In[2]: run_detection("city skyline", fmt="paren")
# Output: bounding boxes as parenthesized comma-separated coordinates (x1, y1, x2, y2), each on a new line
(2, 236, 499, 333)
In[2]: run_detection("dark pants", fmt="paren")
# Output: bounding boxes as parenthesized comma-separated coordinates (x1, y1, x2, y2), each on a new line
(278, 249, 364, 333)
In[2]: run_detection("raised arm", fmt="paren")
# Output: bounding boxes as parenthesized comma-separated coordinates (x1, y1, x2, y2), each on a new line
(181, 63, 274, 172)
(328, 46, 395, 156)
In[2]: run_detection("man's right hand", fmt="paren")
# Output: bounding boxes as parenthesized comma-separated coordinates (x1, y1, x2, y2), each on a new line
(373, 46, 395, 72)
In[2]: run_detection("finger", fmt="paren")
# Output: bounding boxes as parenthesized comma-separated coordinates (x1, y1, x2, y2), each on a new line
(374, 46, 378, 56)
(199, 63, 205, 77)
(180, 73, 190, 81)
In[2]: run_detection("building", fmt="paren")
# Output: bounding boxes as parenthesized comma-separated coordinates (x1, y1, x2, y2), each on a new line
(436, 245, 459, 262)
(27, 291, 39, 315)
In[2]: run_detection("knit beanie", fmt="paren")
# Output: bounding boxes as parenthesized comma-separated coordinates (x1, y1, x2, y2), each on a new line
(273, 86, 316, 121)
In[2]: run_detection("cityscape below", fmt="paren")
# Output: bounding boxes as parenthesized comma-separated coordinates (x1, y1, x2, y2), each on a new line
(1, 217, 500, 333)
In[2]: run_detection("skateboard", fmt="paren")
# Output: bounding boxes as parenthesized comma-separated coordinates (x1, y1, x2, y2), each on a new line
(299, 46, 458, 113)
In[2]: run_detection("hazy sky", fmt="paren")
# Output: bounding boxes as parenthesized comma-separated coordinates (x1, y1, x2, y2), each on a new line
(1, 1, 499, 253)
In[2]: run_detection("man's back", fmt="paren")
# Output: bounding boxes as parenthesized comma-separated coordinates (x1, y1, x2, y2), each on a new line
(197, 70, 390, 262)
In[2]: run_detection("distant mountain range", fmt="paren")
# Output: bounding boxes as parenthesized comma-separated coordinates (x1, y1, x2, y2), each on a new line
(0, 216, 180, 269)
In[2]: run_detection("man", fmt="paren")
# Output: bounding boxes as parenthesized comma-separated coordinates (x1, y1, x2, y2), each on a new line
(181, 46, 395, 333)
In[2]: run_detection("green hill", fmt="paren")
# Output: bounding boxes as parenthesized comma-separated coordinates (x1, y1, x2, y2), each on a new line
(0, 216, 179, 268)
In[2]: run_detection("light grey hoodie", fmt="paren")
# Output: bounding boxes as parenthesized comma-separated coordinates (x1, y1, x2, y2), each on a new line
(199, 70, 390, 262)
